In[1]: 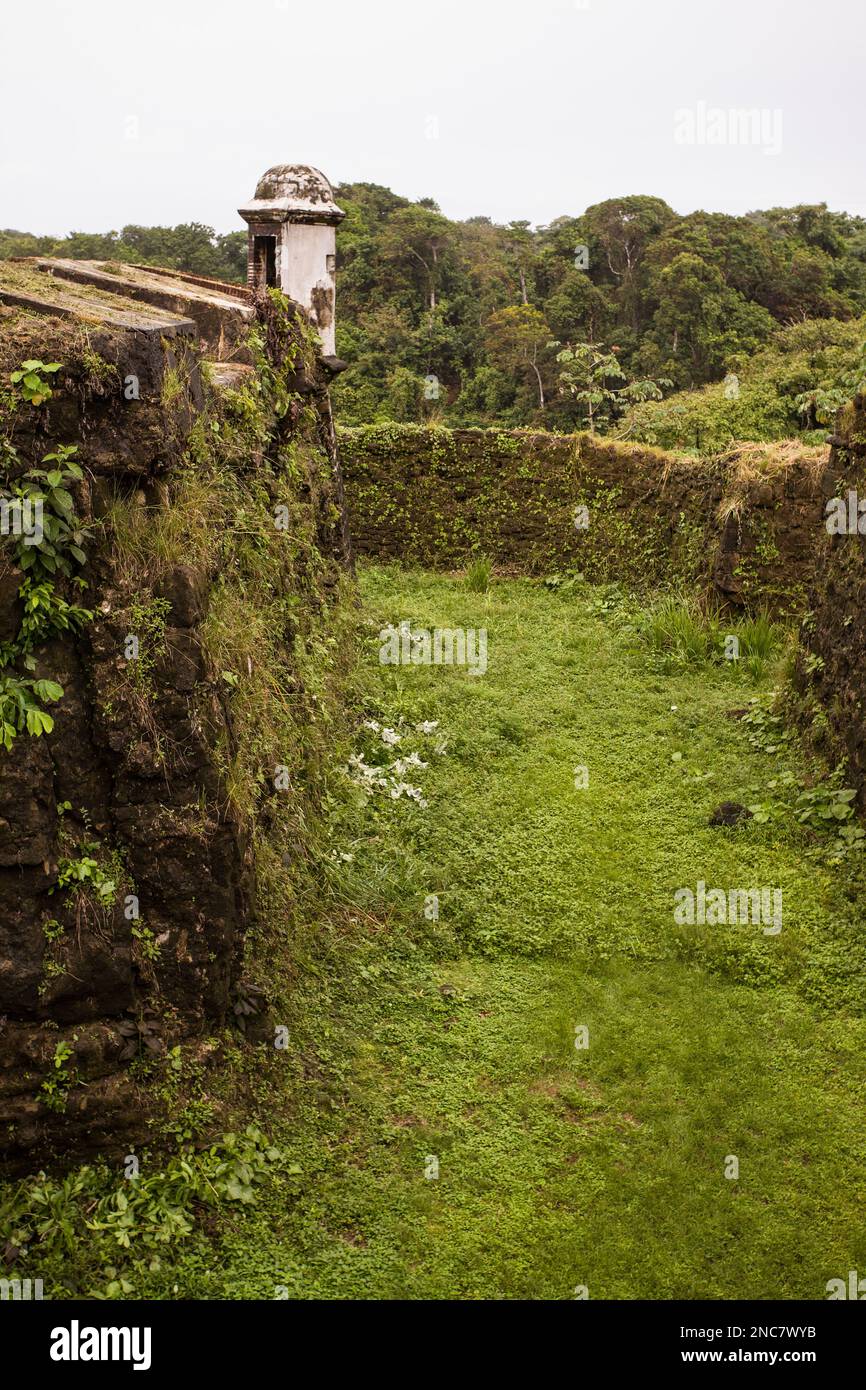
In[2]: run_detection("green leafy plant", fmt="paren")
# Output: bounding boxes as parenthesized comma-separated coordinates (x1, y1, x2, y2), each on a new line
(747, 776, 864, 859)
(803, 652, 825, 675)
(42, 918, 64, 944)
(10, 446, 90, 580)
(131, 922, 160, 963)
(795, 342, 866, 427)
(0, 1126, 287, 1283)
(125, 594, 172, 695)
(554, 340, 671, 434)
(51, 855, 118, 903)
(741, 695, 863, 859)
(14, 578, 92, 654)
(10, 360, 61, 406)
(741, 698, 794, 754)
(0, 675, 63, 749)
(793, 782, 858, 831)
(0, 411, 94, 756)
(543, 570, 585, 594)
(40, 1039, 76, 1113)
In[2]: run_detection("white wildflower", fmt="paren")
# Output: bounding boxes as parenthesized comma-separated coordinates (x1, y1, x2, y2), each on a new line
(391, 753, 428, 776)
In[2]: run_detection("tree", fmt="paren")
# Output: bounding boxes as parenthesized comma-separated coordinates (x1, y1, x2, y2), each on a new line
(505, 221, 537, 305)
(485, 305, 554, 411)
(119, 222, 233, 279)
(643, 212, 777, 306)
(544, 270, 613, 346)
(379, 365, 427, 422)
(455, 217, 513, 321)
(647, 253, 774, 385)
(554, 341, 670, 433)
(581, 196, 676, 332)
(380, 205, 455, 314)
(0, 230, 58, 259)
(58, 230, 125, 261)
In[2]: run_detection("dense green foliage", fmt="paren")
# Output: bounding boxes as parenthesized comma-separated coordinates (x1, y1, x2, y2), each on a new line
(329, 188, 866, 428)
(339, 422, 823, 616)
(6, 191, 866, 433)
(0, 223, 247, 284)
(624, 315, 866, 452)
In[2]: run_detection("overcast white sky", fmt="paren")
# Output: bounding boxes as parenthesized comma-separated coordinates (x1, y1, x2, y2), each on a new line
(2, 0, 864, 236)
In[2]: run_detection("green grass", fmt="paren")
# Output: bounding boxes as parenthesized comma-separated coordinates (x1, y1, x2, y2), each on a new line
(5, 566, 866, 1300)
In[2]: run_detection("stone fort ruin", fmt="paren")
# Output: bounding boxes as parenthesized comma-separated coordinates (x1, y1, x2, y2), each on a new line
(238, 163, 345, 362)
(0, 165, 351, 1168)
(0, 162, 863, 1171)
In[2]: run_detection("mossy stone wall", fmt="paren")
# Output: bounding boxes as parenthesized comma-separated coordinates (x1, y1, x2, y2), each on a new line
(790, 392, 866, 801)
(339, 424, 825, 613)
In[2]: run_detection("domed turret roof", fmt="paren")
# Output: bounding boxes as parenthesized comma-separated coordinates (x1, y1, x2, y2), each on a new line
(239, 164, 344, 224)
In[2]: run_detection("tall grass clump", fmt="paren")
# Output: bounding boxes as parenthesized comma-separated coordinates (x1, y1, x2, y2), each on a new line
(642, 593, 720, 667)
(465, 555, 493, 593)
(641, 592, 781, 678)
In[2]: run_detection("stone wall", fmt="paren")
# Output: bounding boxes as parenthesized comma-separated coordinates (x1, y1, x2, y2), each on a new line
(0, 272, 351, 1168)
(790, 391, 866, 800)
(339, 424, 827, 614)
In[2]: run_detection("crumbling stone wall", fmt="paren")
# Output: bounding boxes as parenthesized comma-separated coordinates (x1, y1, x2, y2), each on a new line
(0, 288, 351, 1168)
(339, 424, 826, 613)
(790, 392, 866, 800)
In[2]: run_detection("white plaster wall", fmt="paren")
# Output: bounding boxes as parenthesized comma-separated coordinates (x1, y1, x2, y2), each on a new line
(279, 223, 338, 356)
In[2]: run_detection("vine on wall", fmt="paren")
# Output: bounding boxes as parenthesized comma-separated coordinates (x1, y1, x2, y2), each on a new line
(0, 363, 93, 750)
